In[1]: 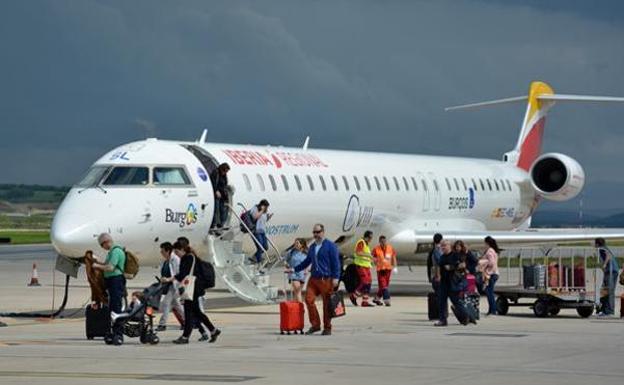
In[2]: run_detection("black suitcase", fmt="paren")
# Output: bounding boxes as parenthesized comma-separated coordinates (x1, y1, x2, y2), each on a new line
(463, 294, 480, 320)
(85, 304, 110, 340)
(427, 292, 439, 320)
(523, 265, 535, 288)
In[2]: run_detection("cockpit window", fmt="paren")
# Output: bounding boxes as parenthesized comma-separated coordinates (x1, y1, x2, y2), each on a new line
(153, 167, 191, 185)
(76, 166, 111, 187)
(103, 167, 149, 186)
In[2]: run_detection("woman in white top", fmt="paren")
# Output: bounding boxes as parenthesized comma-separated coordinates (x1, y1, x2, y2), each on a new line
(481, 236, 500, 315)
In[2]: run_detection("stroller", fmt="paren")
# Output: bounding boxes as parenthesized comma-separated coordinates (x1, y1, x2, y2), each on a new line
(110, 277, 166, 345)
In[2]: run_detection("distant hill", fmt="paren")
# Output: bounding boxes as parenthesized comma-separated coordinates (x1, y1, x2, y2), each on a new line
(533, 210, 624, 228)
(0, 184, 69, 215)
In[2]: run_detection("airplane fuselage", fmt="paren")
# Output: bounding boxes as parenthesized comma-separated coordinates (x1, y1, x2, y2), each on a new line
(51, 138, 537, 265)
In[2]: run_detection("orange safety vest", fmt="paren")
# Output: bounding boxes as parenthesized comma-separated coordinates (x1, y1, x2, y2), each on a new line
(372, 244, 396, 271)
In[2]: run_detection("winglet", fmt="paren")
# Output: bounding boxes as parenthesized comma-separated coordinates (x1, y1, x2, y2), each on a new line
(198, 129, 208, 144)
(302, 136, 310, 151)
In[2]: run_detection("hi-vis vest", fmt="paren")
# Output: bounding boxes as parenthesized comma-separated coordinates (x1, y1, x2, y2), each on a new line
(353, 239, 372, 268)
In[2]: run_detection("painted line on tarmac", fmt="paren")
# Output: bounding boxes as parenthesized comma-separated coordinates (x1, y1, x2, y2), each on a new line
(0, 371, 261, 382)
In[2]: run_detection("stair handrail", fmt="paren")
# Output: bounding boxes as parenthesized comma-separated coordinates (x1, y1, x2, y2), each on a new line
(222, 203, 270, 264)
(229, 202, 283, 270)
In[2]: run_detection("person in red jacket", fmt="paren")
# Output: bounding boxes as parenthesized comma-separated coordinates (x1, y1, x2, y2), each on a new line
(371, 235, 397, 306)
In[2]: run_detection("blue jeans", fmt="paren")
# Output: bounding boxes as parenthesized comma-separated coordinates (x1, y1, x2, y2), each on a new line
(212, 199, 228, 227)
(486, 274, 499, 315)
(439, 282, 466, 323)
(601, 271, 618, 315)
(105, 275, 126, 337)
(253, 232, 267, 264)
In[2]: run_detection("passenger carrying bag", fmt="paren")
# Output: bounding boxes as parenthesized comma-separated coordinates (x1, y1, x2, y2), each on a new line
(178, 256, 196, 301)
(123, 249, 140, 280)
(200, 260, 216, 289)
(239, 210, 256, 233)
(329, 291, 346, 318)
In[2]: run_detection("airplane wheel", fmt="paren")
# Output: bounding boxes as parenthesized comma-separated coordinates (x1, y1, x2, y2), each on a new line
(280, 331, 284, 335)
(496, 296, 509, 316)
(533, 300, 549, 318)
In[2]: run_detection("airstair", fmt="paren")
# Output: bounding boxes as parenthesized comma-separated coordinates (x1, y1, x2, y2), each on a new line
(205, 204, 285, 304)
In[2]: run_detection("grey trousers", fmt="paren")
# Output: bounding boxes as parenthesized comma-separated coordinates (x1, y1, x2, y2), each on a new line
(159, 288, 184, 327)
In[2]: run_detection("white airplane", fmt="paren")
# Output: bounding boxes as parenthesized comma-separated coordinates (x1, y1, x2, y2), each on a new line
(51, 81, 624, 303)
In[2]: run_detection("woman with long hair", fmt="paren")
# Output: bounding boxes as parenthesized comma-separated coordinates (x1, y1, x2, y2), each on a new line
(284, 238, 309, 303)
(481, 236, 500, 315)
(172, 241, 221, 344)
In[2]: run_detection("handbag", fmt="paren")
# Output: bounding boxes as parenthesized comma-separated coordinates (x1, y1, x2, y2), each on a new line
(329, 291, 346, 318)
(178, 255, 196, 301)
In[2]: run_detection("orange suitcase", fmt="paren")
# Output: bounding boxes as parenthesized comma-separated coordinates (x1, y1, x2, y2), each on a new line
(280, 300, 304, 335)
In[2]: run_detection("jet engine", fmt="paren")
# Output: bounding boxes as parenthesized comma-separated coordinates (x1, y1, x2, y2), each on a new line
(529, 153, 585, 201)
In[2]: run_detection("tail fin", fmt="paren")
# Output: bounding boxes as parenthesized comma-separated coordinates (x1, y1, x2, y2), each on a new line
(514, 81, 554, 171)
(445, 81, 624, 171)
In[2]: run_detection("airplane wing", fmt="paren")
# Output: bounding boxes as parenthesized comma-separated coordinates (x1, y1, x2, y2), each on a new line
(392, 228, 624, 249)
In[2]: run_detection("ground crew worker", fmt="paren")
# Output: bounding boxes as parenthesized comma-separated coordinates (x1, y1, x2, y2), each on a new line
(92, 233, 127, 346)
(372, 235, 397, 306)
(350, 230, 374, 307)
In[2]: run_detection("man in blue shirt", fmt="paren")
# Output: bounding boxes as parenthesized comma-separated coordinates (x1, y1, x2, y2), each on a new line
(291, 224, 341, 335)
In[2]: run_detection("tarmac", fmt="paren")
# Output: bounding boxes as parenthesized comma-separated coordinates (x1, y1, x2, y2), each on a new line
(1, 244, 624, 385)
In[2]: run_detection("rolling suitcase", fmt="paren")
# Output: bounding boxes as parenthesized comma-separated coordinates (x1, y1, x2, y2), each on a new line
(466, 293, 480, 320)
(534, 265, 546, 289)
(427, 292, 439, 320)
(279, 300, 304, 334)
(85, 304, 110, 340)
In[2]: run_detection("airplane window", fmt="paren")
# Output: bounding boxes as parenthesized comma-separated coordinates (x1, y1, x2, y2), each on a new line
(374, 176, 382, 191)
(433, 179, 440, 192)
(294, 175, 302, 191)
(342, 176, 350, 191)
(445, 178, 452, 191)
(268, 174, 278, 191)
(281, 174, 289, 191)
(76, 166, 110, 187)
(461, 178, 468, 191)
(493, 179, 500, 191)
(411, 177, 418, 191)
(243, 174, 252, 191)
(382, 177, 390, 191)
(153, 167, 191, 185)
(499, 179, 505, 191)
(364, 176, 372, 191)
(479, 178, 485, 191)
(103, 167, 149, 186)
(421, 180, 428, 191)
(319, 175, 327, 191)
(353, 176, 361, 191)
(256, 174, 266, 192)
(393, 176, 400, 191)
(307, 175, 315, 191)
(507, 179, 512, 191)
(331, 175, 339, 191)
(486, 179, 492, 191)
(453, 178, 460, 191)
(471, 178, 478, 191)
(403, 176, 410, 191)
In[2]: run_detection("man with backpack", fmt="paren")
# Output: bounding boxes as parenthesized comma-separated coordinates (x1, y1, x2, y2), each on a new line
(93, 233, 127, 345)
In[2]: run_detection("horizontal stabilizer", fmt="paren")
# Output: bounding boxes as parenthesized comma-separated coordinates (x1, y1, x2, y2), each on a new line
(446, 93, 624, 111)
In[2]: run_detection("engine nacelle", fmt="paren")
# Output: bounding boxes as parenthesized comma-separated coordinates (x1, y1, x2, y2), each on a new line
(529, 153, 585, 201)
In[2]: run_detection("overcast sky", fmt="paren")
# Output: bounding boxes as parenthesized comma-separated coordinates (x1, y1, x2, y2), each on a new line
(1, 1, 623, 202)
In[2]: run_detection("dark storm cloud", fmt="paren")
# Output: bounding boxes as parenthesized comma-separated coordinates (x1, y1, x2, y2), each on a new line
(1, 0, 623, 203)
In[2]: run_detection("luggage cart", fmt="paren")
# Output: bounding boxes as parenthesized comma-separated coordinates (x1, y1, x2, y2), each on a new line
(493, 247, 600, 318)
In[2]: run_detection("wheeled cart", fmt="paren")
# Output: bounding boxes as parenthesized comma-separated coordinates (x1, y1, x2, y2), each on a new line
(492, 247, 608, 318)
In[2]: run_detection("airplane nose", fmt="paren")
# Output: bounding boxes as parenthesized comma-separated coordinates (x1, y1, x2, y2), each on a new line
(50, 212, 96, 258)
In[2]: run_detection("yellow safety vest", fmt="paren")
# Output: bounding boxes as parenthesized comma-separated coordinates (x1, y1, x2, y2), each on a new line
(353, 239, 372, 268)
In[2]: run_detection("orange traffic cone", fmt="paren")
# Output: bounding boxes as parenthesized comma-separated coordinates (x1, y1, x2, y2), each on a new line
(28, 263, 41, 287)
